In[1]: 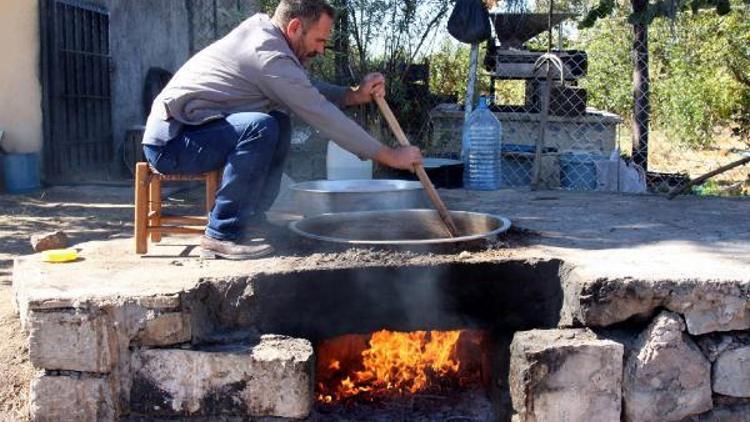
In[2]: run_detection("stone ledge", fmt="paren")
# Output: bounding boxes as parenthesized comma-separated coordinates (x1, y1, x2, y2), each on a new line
(13, 238, 750, 338)
(575, 277, 750, 335)
(130, 335, 314, 419)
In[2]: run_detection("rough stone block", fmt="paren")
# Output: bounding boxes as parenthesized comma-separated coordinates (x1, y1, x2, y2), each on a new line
(29, 373, 115, 422)
(30, 230, 69, 252)
(682, 403, 750, 421)
(509, 328, 623, 422)
(696, 331, 750, 362)
(135, 294, 181, 310)
(137, 312, 191, 347)
(677, 292, 750, 335)
(713, 345, 750, 397)
(28, 310, 117, 373)
(696, 331, 750, 397)
(577, 278, 750, 335)
(623, 311, 712, 421)
(131, 335, 313, 419)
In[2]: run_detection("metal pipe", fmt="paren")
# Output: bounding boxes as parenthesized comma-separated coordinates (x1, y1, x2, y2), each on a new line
(532, 0, 556, 191)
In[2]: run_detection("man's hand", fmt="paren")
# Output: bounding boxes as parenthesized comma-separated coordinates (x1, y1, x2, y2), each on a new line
(345, 73, 386, 106)
(373, 146, 423, 171)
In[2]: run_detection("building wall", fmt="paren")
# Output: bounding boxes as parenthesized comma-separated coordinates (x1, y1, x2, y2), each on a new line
(95, 0, 191, 172)
(0, 1, 43, 154)
(0, 0, 259, 173)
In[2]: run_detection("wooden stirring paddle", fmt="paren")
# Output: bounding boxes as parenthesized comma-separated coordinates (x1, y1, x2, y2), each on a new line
(373, 96, 459, 238)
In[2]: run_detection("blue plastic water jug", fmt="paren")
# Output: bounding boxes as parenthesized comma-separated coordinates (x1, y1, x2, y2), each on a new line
(463, 97, 502, 190)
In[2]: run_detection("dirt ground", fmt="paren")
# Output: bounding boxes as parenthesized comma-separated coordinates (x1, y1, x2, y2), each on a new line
(621, 129, 750, 194)
(0, 184, 184, 421)
(0, 285, 31, 422)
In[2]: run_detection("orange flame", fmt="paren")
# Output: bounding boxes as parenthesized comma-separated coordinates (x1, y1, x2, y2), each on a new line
(316, 329, 484, 403)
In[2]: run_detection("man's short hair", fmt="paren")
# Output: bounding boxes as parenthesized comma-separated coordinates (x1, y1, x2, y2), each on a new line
(273, 0, 335, 27)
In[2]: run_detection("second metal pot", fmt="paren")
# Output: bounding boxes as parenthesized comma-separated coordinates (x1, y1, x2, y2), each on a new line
(289, 179, 429, 216)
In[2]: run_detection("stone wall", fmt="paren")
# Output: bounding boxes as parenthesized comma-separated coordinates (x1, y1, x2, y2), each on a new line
(19, 261, 750, 421)
(428, 104, 623, 189)
(24, 294, 313, 421)
(428, 104, 622, 157)
(508, 311, 750, 421)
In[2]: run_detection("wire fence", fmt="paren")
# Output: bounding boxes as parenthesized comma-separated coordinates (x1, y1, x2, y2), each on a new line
(186, 0, 254, 54)
(184, 1, 750, 197)
(400, 13, 655, 195)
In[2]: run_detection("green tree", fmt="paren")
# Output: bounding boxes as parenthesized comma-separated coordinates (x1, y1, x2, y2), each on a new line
(578, 0, 734, 169)
(576, 4, 748, 147)
(650, 11, 743, 146)
(725, 7, 750, 144)
(576, 14, 633, 119)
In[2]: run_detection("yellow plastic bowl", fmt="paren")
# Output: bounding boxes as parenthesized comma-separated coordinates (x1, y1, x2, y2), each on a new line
(42, 249, 78, 263)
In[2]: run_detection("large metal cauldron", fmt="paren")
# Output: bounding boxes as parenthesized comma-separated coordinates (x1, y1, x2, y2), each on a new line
(290, 179, 428, 216)
(289, 209, 511, 246)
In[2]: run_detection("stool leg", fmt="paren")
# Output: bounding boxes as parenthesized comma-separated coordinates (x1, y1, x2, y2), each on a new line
(134, 163, 149, 254)
(149, 175, 163, 243)
(205, 170, 219, 216)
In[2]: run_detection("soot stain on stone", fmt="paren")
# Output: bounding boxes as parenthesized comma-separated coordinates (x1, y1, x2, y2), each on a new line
(130, 374, 176, 416)
(200, 380, 249, 415)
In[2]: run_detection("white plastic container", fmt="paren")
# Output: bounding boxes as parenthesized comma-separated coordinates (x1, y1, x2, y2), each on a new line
(326, 141, 373, 180)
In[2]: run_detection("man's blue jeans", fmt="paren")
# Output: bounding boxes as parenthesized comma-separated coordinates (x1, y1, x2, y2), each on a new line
(143, 111, 291, 241)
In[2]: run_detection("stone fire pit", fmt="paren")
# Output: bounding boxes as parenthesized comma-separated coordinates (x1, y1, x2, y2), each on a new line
(13, 190, 750, 421)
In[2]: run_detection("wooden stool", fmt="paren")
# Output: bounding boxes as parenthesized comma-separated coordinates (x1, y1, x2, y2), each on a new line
(134, 162, 221, 254)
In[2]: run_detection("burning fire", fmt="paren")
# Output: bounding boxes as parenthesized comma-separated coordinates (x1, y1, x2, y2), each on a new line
(316, 329, 484, 403)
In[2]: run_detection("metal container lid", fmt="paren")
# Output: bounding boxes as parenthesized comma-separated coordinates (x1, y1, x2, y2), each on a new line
(290, 179, 423, 194)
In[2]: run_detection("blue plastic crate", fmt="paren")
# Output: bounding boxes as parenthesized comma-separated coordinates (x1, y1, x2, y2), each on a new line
(559, 152, 604, 191)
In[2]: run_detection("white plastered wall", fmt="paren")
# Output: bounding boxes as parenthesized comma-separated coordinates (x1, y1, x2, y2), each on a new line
(0, 0, 43, 154)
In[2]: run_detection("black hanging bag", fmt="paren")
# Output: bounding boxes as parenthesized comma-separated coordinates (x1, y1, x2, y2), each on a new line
(447, 0, 491, 44)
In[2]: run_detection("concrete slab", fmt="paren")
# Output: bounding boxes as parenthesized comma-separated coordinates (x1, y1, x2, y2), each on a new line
(12, 190, 750, 331)
(440, 190, 749, 281)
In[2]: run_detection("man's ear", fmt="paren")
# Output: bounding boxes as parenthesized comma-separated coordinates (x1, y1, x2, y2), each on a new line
(287, 18, 304, 37)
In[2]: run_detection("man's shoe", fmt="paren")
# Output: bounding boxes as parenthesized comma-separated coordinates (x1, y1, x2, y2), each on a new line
(242, 215, 285, 238)
(200, 235, 274, 260)
(243, 222, 284, 240)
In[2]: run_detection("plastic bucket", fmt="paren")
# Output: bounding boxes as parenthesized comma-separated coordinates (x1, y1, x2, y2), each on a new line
(559, 152, 603, 191)
(1, 153, 41, 194)
(326, 141, 372, 180)
(500, 144, 535, 187)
